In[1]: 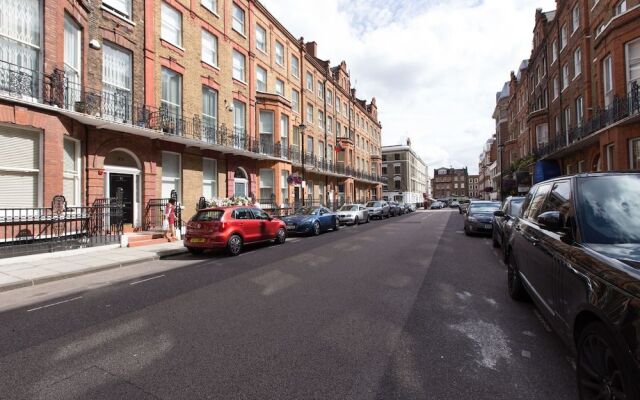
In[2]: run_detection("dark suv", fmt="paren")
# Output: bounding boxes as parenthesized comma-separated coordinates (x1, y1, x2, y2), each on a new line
(505, 172, 640, 399)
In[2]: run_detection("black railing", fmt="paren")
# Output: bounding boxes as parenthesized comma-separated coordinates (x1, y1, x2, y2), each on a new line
(536, 82, 640, 159)
(0, 195, 123, 259)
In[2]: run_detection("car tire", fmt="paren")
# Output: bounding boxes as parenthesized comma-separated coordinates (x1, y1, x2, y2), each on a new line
(227, 234, 243, 256)
(366, 215, 370, 223)
(333, 219, 340, 231)
(187, 247, 204, 255)
(577, 321, 639, 400)
(354, 216, 360, 225)
(313, 221, 321, 236)
(507, 252, 529, 301)
(274, 228, 286, 244)
(492, 230, 500, 248)
(464, 225, 470, 236)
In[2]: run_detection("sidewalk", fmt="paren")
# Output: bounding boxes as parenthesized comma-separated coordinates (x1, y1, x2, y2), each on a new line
(0, 241, 188, 292)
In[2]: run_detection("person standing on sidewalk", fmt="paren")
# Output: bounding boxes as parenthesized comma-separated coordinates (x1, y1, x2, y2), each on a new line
(164, 198, 176, 241)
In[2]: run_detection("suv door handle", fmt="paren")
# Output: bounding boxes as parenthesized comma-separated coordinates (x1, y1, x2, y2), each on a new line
(524, 234, 539, 245)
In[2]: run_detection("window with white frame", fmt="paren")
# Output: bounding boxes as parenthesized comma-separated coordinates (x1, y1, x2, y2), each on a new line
(317, 80, 324, 99)
(307, 136, 314, 156)
(336, 97, 341, 113)
(553, 76, 559, 99)
(572, 5, 579, 33)
(161, 152, 181, 200)
(259, 169, 274, 200)
(201, 0, 217, 14)
(64, 15, 82, 110)
(256, 66, 267, 92)
(552, 40, 558, 63)
(630, 138, 640, 169)
(561, 24, 567, 49)
(578, 160, 585, 172)
(291, 89, 299, 113)
(564, 106, 571, 134)
(535, 123, 548, 148)
(306, 72, 313, 91)
(103, 42, 132, 121)
(161, 2, 182, 47)
(327, 90, 333, 105)
(615, 0, 627, 16)
(0, 126, 40, 208)
(1, 0, 41, 93)
(63, 138, 81, 206)
(201, 30, 218, 67)
(318, 111, 325, 129)
(202, 86, 217, 139)
(255, 25, 267, 52)
(280, 170, 289, 202)
(603, 56, 613, 107)
(291, 55, 299, 77)
(232, 50, 246, 82)
(555, 115, 561, 136)
(574, 47, 582, 77)
(232, 3, 245, 34)
(161, 67, 182, 118)
(576, 96, 584, 127)
(562, 64, 569, 90)
(327, 117, 332, 133)
(233, 100, 246, 136)
(275, 79, 284, 96)
(203, 158, 217, 199)
(306, 103, 313, 124)
(259, 110, 274, 153)
(275, 41, 284, 66)
(103, 0, 132, 18)
(606, 144, 615, 170)
(626, 38, 640, 91)
(280, 114, 289, 155)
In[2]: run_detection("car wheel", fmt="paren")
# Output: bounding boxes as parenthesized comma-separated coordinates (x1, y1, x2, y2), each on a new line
(333, 218, 340, 231)
(492, 230, 500, 248)
(464, 225, 470, 236)
(366, 215, 370, 223)
(313, 221, 321, 236)
(274, 228, 286, 244)
(227, 234, 243, 256)
(507, 252, 529, 301)
(577, 321, 639, 400)
(187, 247, 204, 255)
(354, 216, 360, 225)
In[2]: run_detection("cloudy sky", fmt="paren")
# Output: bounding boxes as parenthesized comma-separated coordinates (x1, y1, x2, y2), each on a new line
(261, 0, 556, 175)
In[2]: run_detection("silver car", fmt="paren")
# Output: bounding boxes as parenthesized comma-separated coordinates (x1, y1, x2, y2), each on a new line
(337, 204, 370, 225)
(365, 200, 390, 219)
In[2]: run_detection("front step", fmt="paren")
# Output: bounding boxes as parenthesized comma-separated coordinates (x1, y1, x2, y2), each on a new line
(125, 232, 170, 248)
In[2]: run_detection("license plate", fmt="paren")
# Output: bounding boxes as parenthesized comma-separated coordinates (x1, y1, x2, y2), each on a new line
(483, 224, 492, 229)
(190, 238, 205, 243)
(286, 225, 295, 230)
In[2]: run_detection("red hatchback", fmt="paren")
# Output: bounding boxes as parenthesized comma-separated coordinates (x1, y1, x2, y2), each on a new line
(184, 206, 287, 256)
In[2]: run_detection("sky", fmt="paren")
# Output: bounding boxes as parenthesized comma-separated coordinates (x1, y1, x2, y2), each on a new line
(261, 0, 556, 175)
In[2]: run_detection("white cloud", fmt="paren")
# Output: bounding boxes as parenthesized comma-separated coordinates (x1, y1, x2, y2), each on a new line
(261, 0, 556, 174)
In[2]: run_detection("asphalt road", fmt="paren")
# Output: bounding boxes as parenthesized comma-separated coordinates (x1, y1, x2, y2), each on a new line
(0, 209, 578, 399)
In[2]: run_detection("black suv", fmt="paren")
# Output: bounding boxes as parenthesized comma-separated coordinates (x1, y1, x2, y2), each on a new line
(505, 172, 640, 399)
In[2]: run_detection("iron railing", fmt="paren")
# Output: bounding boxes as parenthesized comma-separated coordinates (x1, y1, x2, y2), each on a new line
(0, 61, 385, 184)
(536, 82, 640, 159)
(0, 195, 123, 259)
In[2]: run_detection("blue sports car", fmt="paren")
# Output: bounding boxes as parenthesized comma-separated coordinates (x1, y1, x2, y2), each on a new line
(281, 206, 340, 235)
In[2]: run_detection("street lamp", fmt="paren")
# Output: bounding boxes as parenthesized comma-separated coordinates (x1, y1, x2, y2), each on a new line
(298, 123, 306, 206)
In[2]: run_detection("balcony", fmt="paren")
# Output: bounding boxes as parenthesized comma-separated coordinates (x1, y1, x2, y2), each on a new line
(536, 82, 640, 160)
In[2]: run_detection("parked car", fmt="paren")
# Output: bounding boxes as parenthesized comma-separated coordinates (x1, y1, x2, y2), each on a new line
(430, 201, 445, 209)
(389, 202, 403, 216)
(337, 204, 370, 225)
(505, 172, 640, 399)
(281, 206, 339, 236)
(403, 203, 416, 213)
(184, 206, 286, 256)
(463, 201, 501, 235)
(366, 201, 390, 219)
(450, 200, 460, 208)
(492, 196, 525, 251)
(459, 200, 470, 214)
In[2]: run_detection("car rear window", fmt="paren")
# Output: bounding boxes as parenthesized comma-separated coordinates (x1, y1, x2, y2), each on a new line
(192, 210, 224, 221)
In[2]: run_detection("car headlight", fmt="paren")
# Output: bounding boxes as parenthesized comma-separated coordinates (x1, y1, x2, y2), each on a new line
(468, 217, 477, 222)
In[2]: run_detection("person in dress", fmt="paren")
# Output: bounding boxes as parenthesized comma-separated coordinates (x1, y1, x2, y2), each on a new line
(164, 198, 176, 241)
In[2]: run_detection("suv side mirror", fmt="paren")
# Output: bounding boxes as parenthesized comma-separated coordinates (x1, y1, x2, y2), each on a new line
(493, 210, 505, 218)
(537, 211, 564, 231)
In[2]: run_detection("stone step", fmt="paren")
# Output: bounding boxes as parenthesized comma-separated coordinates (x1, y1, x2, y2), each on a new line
(127, 237, 173, 248)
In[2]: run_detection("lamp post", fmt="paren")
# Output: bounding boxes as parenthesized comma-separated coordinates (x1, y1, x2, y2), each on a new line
(498, 143, 504, 201)
(298, 123, 306, 206)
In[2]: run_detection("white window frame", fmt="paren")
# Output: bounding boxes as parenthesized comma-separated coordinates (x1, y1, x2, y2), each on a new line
(275, 78, 284, 96)
(232, 3, 245, 35)
(202, 157, 218, 199)
(572, 5, 579, 33)
(552, 40, 558, 64)
(291, 55, 299, 77)
(201, 0, 217, 15)
(202, 86, 218, 132)
(256, 65, 267, 92)
(625, 38, 640, 92)
(232, 50, 246, 82)
(306, 72, 313, 91)
(562, 64, 569, 90)
(255, 24, 267, 53)
(103, 0, 132, 19)
(603, 56, 613, 107)
(574, 47, 582, 78)
(606, 144, 615, 170)
(306, 104, 313, 125)
(280, 170, 289, 202)
(201, 30, 218, 67)
(161, 2, 182, 48)
(553, 76, 559, 100)
(291, 89, 300, 113)
(259, 168, 274, 200)
(161, 67, 182, 118)
(615, 0, 627, 16)
(564, 106, 571, 134)
(63, 137, 81, 206)
(275, 41, 285, 66)
(576, 96, 584, 128)
(561, 24, 568, 50)
(64, 15, 82, 111)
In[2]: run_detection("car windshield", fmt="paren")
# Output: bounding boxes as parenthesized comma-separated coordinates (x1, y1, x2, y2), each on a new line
(469, 203, 500, 213)
(340, 205, 359, 211)
(192, 210, 224, 221)
(577, 175, 640, 244)
(509, 199, 524, 217)
(295, 207, 318, 215)
(366, 202, 380, 207)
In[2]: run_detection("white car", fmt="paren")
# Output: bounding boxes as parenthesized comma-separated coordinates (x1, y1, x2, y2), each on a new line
(337, 204, 370, 225)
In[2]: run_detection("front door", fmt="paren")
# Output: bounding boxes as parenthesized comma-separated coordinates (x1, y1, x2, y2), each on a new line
(110, 173, 134, 224)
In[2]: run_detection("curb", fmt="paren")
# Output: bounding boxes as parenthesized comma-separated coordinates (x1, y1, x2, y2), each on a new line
(0, 247, 189, 293)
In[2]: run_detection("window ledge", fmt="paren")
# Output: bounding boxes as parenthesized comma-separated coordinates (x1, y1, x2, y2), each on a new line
(232, 28, 247, 39)
(233, 78, 248, 86)
(201, 5, 221, 19)
(100, 5, 136, 26)
(160, 39, 185, 55)
(201, 61, 220, 72)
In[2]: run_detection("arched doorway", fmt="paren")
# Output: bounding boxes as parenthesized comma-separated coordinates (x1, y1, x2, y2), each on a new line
(104, 149, 142, 227)
(234, 167, 248, 198)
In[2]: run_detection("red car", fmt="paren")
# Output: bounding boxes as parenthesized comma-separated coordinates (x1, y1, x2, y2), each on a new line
(184, 206, 287, 256)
